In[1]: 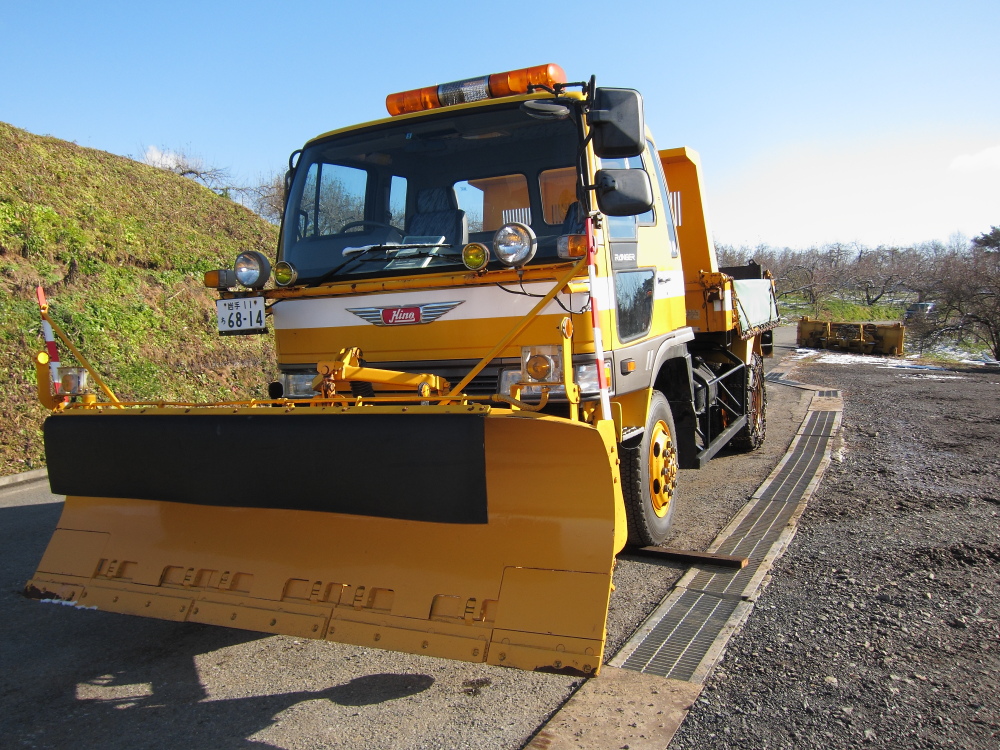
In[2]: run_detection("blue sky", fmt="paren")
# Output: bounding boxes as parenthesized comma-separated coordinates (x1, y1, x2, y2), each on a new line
(3, 1, 998, 249)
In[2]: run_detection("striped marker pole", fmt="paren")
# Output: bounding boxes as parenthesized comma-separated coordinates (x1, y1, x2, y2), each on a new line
(36, 286, 62, 394)
(585, 217, 612, 422)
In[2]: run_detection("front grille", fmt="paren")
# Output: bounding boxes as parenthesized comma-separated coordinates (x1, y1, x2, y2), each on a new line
(375, 359, 513, 396)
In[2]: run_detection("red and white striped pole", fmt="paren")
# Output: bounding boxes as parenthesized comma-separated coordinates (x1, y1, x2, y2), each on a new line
(585, 217, 612, 421)
(36, 286, 62, 394)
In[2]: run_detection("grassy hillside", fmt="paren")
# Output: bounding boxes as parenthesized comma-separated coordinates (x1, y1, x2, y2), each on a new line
(0, 122, 279, 476)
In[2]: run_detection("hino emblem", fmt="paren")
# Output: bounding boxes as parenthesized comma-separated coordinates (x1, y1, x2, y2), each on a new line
(347, 300, 464, 326)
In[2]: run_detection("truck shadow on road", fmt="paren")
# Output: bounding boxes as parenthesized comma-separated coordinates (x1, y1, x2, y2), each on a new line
(1, 501, 435, 749)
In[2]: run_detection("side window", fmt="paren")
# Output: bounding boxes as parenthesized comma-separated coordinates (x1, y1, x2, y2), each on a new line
(389, 175, 407, 230)
(539, 167, 577, 225)
(299, 162, 368, 237)
(647, 140, 680, 258)
(607, 214, 637, 239)
(615, 269, 656, 341)
(455, 174, 530, 233)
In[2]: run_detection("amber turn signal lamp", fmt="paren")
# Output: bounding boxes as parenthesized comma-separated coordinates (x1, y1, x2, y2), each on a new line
(204, 269, 236, 289)
(557, 235, 587, 258)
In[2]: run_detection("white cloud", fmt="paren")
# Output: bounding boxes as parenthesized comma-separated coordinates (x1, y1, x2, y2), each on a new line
(949, 145, 1000, 172)
(708, 133, 1000, 248)
(142, 145, 183, 170)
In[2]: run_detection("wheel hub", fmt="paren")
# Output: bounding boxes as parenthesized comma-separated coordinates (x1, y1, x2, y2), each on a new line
(648, 419, 678, 517)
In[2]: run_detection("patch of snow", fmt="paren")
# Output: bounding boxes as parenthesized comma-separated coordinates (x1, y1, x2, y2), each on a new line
(896, 374, 966, 380)
(40, 599, 98, 610)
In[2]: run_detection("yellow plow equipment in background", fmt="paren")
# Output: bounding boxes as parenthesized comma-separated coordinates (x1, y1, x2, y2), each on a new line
(797, 316, 905, 356)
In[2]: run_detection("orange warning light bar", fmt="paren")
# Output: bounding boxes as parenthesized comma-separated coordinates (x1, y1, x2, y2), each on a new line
(386, 64, 567, 116)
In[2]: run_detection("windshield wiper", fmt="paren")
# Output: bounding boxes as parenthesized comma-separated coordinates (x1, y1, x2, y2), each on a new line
(308, 243, 452, 287)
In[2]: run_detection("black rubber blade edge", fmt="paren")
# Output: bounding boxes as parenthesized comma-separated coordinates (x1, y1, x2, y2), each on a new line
(43, 412, 488, 524)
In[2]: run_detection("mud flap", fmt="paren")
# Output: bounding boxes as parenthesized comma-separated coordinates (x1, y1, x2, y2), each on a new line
(28, 407, 625, 675)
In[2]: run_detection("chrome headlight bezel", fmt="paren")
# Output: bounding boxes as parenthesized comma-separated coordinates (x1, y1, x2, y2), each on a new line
(492, 222, 537, 267)
(273, 260, 298, 287)
(461, 242, 490, 271)
(234, 251, 272, 289)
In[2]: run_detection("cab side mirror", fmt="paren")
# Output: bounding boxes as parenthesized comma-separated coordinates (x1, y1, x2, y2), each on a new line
(594, 169, 654, 216)
(589, 88, 645, 159)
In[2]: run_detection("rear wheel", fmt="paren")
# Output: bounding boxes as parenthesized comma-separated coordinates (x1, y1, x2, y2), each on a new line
(621, 391, 679, 546)
(731, 352, 766, 452)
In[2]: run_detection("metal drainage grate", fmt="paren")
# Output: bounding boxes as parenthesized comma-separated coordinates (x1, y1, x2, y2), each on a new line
(610, 407, 840, 682)
(619, 590, 741, 679)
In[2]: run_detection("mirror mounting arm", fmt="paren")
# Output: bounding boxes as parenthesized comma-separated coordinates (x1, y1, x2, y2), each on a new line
(529, 79, 590, 96)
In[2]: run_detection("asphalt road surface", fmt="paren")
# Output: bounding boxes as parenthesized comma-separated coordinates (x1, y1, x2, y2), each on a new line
(0, 328, 802, 750)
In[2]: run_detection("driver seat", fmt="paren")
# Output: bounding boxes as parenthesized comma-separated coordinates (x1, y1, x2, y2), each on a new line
(407, 188, 468, 247)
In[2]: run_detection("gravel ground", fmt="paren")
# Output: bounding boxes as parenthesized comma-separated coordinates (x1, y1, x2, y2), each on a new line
(671, 353, 1000, 749)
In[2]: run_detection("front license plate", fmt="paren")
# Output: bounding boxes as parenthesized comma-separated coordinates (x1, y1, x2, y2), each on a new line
(217, 297, 266, 335)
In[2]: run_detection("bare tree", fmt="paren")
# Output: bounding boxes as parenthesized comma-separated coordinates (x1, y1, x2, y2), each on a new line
(142, 146, 234, 194)
(779, 245, 847, 307)
(142, 147, 292, 225)
(930, 231, 1000, 360)
(849, 244, 916, 305)
(249, 171, 286, 225)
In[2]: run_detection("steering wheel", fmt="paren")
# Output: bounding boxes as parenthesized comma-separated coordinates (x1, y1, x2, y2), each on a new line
(338, 220, 395, 233)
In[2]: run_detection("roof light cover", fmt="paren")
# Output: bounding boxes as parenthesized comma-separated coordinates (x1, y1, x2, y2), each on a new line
(386, 64, 567, 116)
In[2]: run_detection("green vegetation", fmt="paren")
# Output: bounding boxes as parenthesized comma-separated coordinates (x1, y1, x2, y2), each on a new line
(788, 296, 905, 322)
(0, 122, 279, 476)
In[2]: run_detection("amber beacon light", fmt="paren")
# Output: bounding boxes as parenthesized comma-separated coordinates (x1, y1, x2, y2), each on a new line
(386, 64, 567, 116)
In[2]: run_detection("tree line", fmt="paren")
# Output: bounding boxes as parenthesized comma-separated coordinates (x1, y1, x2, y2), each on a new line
(719, 230, 1000, 360)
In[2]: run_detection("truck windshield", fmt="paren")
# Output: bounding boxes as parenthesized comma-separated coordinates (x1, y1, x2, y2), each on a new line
(281, 103, 582, 283)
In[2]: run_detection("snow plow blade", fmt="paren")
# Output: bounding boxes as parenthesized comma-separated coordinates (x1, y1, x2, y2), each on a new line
(797, 316, 905, 356)
(27, 405, 625, 676)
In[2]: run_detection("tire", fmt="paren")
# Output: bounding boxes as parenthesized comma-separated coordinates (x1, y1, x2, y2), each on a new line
(731, 352, 766, 452)
(620, 391, 679, 547)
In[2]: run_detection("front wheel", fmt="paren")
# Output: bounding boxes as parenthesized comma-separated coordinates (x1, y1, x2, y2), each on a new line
(620, 391, 679, 547)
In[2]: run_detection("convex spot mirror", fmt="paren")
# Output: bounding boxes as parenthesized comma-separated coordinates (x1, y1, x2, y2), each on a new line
(589, 88, 645, 159)
(594, 169, 654, 217)
(520, 99, 571, 120)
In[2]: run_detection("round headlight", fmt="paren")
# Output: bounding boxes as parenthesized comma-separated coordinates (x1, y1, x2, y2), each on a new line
(234, 251, 272, 289)
(273, 260, 298, 287)
(462, 242, 490, 271)
(525, 354, 553, 382)
(493, 222, 537, 267)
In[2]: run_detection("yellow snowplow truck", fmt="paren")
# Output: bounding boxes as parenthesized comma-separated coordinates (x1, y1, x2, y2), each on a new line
(27, 64, 779, 677)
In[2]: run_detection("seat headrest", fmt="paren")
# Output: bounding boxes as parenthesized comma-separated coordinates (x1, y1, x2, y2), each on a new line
(416, 188, 457, 213)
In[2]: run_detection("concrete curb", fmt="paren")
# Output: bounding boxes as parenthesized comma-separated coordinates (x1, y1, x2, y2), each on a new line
(524, 668, 701, 750)
(0, 468, 48, 490)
